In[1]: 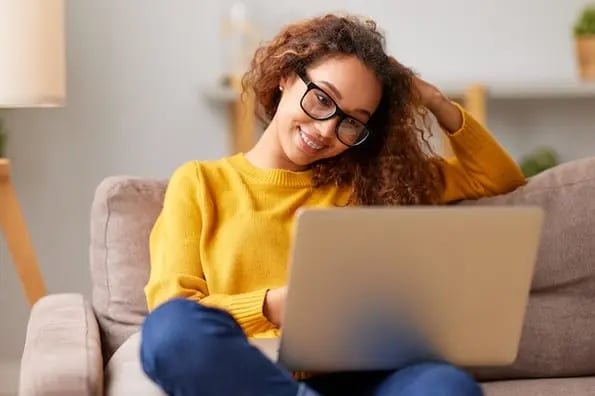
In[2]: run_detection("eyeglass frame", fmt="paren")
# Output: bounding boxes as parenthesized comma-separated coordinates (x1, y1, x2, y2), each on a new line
(296, 70, 372, 147)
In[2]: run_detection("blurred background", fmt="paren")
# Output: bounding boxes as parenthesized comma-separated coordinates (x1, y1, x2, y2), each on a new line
(1, 1, 594, 392)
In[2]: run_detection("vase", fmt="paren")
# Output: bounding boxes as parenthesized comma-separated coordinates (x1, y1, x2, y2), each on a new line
(576, 35, 595, 81)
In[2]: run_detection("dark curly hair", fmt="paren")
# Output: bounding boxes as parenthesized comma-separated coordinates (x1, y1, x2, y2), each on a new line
(243, 14, 445, 205)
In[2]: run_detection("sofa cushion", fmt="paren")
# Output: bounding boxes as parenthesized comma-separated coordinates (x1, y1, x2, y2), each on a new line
(104, 332, 165, 396)
(90, 177, 166, 362)
(462, 157, 595, 380)
(482, 377, 595, 396)
(483, 377, 595, 396)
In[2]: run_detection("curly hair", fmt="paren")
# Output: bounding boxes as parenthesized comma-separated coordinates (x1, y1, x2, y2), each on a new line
(242, 14, 445, 205)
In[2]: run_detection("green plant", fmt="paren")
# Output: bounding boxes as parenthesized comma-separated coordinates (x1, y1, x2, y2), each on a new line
(520, 147, 559, 178)
(574, 4, 595, 36)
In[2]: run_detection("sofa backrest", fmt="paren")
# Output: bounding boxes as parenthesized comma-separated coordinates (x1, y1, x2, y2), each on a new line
(90, 177, 166, 362)
(90, 157, 595, 376)
(462, 157, 595, 380)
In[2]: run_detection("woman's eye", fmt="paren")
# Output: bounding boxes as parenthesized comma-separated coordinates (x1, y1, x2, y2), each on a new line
(315, 92, 332, 107)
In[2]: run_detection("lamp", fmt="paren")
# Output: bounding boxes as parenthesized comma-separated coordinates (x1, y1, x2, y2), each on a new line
(0, 0, 66, 306)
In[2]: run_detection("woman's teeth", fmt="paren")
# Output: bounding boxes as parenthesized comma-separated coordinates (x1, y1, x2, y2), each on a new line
(299, 129, 324, 150)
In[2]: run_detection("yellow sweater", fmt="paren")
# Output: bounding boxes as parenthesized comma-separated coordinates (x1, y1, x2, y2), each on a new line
(145, 104, 526, 341)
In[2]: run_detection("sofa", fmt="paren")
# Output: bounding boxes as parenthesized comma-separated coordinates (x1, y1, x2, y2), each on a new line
(19, 157, 595, 395)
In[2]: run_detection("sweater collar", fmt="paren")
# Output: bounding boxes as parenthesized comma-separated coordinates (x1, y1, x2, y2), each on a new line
(227, 153, 313, 188)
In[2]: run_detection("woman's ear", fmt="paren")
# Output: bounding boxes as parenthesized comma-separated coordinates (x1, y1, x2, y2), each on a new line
(279, 76, 288, 92)
(279, 73, 297, 92)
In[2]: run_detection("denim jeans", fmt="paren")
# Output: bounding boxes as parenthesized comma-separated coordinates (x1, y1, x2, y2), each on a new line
(140, 298, 483, 396)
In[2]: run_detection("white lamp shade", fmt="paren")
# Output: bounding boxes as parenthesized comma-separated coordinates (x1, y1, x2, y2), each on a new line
(0, 0, 66, 108)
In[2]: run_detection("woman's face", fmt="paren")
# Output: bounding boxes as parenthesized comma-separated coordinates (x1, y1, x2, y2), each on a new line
(274, 55, 382, 170)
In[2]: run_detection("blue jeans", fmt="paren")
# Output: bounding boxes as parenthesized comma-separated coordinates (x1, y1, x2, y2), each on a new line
(140, 299, 483, 396)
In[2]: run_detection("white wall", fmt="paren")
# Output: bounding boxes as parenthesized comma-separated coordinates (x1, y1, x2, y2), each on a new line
(1, 0, 594, 390)
(252, 0, 589, 83)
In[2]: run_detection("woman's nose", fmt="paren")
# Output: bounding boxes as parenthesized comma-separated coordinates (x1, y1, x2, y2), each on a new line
(316, 117, 339, 140)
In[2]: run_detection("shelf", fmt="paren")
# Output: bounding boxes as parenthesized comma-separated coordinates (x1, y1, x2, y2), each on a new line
(441, 80, 595, 99)
(205, 80, 595, 104)
(202, 79, 595, 156)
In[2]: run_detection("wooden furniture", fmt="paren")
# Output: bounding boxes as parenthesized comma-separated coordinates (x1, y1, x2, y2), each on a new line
(228, 76, 257, 154)
(462, 84, 487, 124)
(0, 159, 47, 306)
(206, 79, 258, 154)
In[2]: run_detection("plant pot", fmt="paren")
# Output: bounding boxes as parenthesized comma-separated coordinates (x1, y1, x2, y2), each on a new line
(576, 35, 595, 81)
(0, 132, 5, 158)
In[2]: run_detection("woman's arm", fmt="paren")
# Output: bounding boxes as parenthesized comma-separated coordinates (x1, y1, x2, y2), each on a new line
(145, 161, 276, 336)
(416, 77, 526, 202)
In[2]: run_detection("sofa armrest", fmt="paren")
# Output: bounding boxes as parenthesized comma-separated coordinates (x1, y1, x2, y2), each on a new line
(20, 293, 103, 396)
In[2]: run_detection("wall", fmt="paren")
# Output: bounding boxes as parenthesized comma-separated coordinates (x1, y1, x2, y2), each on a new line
(1, 0, 594, 391)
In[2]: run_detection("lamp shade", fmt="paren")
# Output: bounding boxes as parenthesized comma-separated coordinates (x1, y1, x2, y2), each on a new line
(0, 0, 66, 108)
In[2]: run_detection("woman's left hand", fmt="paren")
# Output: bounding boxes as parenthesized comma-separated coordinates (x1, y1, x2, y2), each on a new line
(413, 76, 446, 110)
(264, 286, 287, 327)
(413, 76, 463, 133)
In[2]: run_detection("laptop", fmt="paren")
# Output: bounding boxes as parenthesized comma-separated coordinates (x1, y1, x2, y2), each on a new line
(249, 206, 544, 372)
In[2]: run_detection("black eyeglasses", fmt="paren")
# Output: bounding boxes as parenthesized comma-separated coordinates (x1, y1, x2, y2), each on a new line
(297, 70, 371, 147)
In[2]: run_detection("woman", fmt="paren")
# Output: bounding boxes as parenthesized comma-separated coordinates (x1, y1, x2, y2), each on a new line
(140, 13, 525, 396)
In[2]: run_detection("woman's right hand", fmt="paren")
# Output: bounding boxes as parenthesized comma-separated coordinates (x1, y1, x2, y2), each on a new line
(264, 286, 287, 327)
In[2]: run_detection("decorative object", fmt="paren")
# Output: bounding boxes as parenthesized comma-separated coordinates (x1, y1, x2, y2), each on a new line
(0, 0, 66, 306)
(574, 4, 595, 81)
(520, 147, 559, 177)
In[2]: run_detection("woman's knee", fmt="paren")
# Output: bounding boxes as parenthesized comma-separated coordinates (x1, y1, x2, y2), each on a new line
(140, 298, 242, 381)
(379, 362, 483, 396)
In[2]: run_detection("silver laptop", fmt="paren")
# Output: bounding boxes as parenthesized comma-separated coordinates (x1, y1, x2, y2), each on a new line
(250, 206, 544, 372)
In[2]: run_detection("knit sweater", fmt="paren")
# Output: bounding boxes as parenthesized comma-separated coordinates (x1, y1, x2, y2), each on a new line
(144, 103, 526, 341)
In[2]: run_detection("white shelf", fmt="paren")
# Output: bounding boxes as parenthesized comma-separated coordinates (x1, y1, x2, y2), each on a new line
(203, 80, 595, 104)
(441, 80, 595, 99)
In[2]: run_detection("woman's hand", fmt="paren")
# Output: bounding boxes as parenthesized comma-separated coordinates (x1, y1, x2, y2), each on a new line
(264, 286, 287, 327)
(414, 76, 463, 134)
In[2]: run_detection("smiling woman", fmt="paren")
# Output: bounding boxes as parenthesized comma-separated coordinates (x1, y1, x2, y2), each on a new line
(140, 12, 525, 396)
(242, 16, 444, 205)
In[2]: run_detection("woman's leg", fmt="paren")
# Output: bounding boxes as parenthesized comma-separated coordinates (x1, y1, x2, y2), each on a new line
(372, 362, 483, 396)
(305, 362, 482, 396)
(140, 298, 317, 396)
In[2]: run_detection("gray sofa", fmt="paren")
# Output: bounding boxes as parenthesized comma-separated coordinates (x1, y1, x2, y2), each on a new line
(19, 157, 595, 395)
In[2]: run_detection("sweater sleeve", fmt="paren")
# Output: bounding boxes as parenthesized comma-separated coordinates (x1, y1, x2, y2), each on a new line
(144, 161, 274, 336)
(436, 102, 527, 203)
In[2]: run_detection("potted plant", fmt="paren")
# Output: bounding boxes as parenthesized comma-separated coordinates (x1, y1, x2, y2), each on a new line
(520, 147, 559, 178)
(574, 4, 595, 80)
